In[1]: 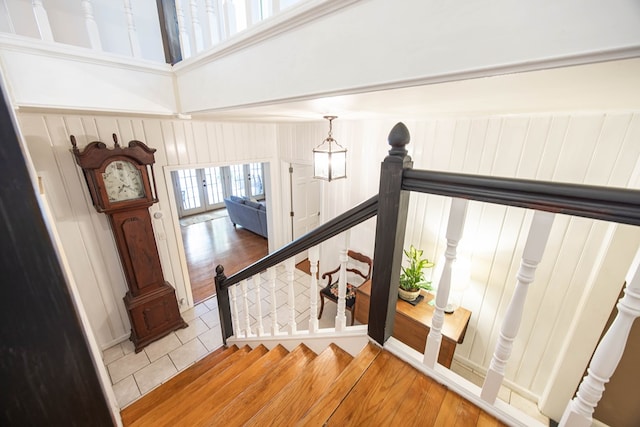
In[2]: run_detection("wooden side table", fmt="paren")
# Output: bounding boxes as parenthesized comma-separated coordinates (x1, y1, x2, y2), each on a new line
(354, 279, 471, 368)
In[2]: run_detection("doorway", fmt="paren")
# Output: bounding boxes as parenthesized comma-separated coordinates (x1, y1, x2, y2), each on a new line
(172, 163, 266, 218)
(171, 162, 269, 304)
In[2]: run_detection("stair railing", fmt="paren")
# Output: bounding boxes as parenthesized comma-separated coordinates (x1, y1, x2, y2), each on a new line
(214, 195, 377, 343)
(373, 122, 640, 427)
(215, 121, 639, 426)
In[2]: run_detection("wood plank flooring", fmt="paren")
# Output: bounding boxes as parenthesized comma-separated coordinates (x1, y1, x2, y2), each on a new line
(180, 211, 268, 303)
(121, 342, 509, 427)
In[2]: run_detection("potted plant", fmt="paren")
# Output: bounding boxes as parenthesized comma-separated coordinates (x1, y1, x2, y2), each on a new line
(398, 245, 435, 302)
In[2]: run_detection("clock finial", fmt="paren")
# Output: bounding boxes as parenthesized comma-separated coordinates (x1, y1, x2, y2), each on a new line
(70, 135, 79, 154)
(112, 133, 120, 148)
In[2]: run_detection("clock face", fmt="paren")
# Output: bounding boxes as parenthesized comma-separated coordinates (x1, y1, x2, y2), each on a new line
(102, 160, 146, 202)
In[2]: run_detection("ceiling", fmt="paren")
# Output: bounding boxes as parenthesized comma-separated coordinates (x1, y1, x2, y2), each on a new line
(191, 58, 640, 122)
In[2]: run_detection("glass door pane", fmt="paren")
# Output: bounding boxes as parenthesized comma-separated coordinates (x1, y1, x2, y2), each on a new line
(248, 163, 264, 199)
(229, 164, 246, 196)
(203, 167, 225, 210)
(172, 169, 206, 217)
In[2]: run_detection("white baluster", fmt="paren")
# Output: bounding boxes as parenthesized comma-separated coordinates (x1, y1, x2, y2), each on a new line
(81, 0, 102, 50)
(253, 274, 264, 336)
(268, 267, 278, 335)
(31, 0, 54, 41)
(335, 231, 350, 332)
(204, 0, 221, 45)
(241, 279, 252, 337)
(560, 247, 640, 427)
(308, 246, 320, 333)
(122, 0, 141, 58)
(230, 283, 239, 337)
(222, 0, 238, 36)
(188, 0, 204, 53)
(424, 198, 468, 367)
(481, 210, 555, 403)
(245, 0, 257, 26)
(286, 258, 297, 334)
(175, 0, 192, 58)
(1, 1, 16, 34)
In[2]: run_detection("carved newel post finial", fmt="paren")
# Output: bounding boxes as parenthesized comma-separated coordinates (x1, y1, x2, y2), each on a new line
(388, 122, 410, 157)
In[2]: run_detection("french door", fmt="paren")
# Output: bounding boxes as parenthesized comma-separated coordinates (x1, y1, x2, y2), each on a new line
(172, 163, 265, 218)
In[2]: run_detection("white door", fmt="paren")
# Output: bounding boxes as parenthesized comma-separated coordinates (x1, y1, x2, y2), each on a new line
(291, 164, 321, 261)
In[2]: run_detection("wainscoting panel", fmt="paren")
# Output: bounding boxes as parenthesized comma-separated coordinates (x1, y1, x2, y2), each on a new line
(18, 112, 278, 349)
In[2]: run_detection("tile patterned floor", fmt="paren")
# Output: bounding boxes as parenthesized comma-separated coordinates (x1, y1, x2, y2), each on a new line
(103, 264, 548, 424)
(103, 297, 224, 408)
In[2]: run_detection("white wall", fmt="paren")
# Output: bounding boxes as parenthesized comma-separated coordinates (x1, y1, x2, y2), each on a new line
(18, 112, 278, 349)
(176, 0, 640, 113)
(276, 112, 640, 404)
(0, 38, 175, 115)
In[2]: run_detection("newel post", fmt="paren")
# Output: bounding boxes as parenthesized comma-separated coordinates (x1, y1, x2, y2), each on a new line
(369, 122, 413, 345)
(214, 264, 233, 344)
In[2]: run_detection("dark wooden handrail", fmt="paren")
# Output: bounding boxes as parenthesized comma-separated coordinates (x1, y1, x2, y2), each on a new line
(215, 121, 640, 348)
(215, 194, 378, 341)
(403, 169, 640, 226)
(219, 194, 378, 288)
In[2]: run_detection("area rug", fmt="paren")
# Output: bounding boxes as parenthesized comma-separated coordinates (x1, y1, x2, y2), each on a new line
(179, 209, 228, 226)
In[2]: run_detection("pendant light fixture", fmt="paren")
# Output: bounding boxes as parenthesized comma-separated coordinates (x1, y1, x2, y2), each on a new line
(313, 115, 347, 181)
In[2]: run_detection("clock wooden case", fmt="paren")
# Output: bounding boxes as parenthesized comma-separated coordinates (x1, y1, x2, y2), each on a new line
(71, 134, 187, 352)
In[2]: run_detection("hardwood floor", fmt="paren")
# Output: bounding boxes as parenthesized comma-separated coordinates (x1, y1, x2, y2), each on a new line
(121, 343, 509, 427)
(181, 212, 268, 304)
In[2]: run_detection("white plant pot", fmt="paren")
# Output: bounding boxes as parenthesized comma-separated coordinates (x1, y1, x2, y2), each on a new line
(398, 287, 420, 302)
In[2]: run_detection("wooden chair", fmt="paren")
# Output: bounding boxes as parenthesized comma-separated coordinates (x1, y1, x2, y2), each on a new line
(318, 250, 373, 326)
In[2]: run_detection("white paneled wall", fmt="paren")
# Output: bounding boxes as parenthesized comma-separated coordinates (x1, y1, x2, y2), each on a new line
(19, 112, 278, 349)
(17, 109, 640, 399)
(276, 112, 640, 400)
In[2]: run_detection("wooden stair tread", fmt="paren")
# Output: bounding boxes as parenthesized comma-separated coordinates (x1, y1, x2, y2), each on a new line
(296, 342, 381, 426)
(434, 390, 482, 426)
(326, 350, 427, 425)
(207, 344, 318, 426)
(245, 343, 354, 426)
(170, 344, 290, 427)
(120, 345, 237, 425)
(128, 345, 264, 427)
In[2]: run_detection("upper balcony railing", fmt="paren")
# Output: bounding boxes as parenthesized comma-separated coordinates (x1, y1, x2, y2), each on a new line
(0, 0, 307, 64)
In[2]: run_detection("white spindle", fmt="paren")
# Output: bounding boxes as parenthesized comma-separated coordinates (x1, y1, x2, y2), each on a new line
(286, 258, 296, 334)
(253, 275, 264, 336)
(560, 247, 640, 427)
(335, 231, 350, 332)
(80, 0, 101, 50)
(189, 0, 204, 53)
(308, 246, 320, 333)
(246, 0, 260, 26)
(481, 210, 555, 403)
(241, 279, 252, 337)
(122, 0, 141, 58)
(424, 198, 468, 367)
(31, 0, 54, 41)
(175, 0, 192, 58)
(268, 267, 278, 335)
(230, 283, 239, 337)
(204, 0, 221, 45)
(1, 1, 16, 34)
(222, 0, 239, 36)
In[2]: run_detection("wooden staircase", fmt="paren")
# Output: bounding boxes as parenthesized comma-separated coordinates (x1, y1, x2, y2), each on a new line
(121, 343, 508, 426)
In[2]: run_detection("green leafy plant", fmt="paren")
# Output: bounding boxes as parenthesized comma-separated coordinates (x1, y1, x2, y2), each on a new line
(399, 245, 435, 292)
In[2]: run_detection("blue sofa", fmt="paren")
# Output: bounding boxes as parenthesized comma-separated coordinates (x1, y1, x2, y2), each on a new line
(224, 195, 268, 238)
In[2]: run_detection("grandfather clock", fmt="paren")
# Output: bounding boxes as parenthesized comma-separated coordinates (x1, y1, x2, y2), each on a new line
(71, 134, 187, 352)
